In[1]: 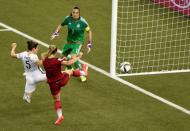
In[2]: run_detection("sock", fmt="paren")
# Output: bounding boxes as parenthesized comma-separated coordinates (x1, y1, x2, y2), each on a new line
(54, 100, 62, 118)
(56, 108, 63, 118)
(73, 70, 81, 77)
(73, 70, 85, 77)
(80, 71, 85, 76)
(54, 100, 62, 110)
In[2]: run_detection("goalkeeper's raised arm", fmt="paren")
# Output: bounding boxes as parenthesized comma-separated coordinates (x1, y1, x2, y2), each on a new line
(86, 26, 92, 54)
(51, 25, 62, 40)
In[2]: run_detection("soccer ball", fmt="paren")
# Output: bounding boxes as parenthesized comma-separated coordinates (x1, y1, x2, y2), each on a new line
(120, 62, 131, 73)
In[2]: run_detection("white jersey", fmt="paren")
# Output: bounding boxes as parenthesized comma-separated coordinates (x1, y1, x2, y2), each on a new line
(16, 51, 39, 72)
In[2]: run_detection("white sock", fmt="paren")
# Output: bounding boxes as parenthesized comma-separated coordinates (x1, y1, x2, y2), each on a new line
(80, 71, 85, 76)
(56, 108, 62, 118)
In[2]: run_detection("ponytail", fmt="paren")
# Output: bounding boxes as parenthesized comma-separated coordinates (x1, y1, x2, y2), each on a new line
(41, 45, 57, 59)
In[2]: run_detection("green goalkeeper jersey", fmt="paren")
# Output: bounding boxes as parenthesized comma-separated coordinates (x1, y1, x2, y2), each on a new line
(61, 16, 90, 44)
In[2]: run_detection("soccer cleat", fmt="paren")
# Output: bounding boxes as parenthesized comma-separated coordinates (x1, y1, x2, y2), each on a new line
(23, 95, 31, 103)
(80, 76, 87, 82)
(82, 64, 88, 76)
(55, 115, 64, 125)
(80, 64, 88, 82)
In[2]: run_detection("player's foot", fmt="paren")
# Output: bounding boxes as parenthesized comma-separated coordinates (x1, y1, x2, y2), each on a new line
(23, 95, 31, 103)
(80, 76, 87, 82)
(82, 64, 88, 76)
(55, 115, 64, 125)
(80, 64, 88, 82)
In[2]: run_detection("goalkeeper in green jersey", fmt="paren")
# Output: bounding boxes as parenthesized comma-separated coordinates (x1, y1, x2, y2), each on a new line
(51, 6, 92, 82)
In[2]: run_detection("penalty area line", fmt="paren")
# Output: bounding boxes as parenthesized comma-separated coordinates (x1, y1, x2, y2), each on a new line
(0, 28, 11, 32)
(0, 22, 190, 115)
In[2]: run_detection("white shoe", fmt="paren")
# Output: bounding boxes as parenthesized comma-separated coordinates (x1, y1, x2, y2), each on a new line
(23, 95, 31, 103)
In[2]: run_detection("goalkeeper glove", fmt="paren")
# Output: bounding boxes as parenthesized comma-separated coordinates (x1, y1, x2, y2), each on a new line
(87, 41, 92, 54)
(51, 32, 59, 40)
(87, 41, 92, 48)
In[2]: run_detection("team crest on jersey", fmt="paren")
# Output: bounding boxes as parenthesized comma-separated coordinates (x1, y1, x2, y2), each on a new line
(77, 23, 80, 28)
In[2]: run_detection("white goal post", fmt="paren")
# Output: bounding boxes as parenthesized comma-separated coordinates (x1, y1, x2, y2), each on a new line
(110, 0, 190, 76)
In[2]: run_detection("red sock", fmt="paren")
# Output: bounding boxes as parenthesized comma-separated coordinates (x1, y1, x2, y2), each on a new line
(54, 100, 62, 110)
(73, 70, 81, 77)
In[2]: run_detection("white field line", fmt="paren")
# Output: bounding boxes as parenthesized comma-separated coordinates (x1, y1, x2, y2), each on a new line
(0, 28, 11, 31)
(1, 22, 190, 115)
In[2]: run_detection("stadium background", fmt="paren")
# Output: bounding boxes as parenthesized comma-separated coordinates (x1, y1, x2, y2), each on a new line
(0, 0, 190, 130)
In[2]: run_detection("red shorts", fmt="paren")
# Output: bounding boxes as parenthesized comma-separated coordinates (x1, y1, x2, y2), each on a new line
(48, 73, 70, 95)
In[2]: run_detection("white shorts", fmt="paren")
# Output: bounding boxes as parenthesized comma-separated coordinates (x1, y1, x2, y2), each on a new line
(25, 70, 47, 93)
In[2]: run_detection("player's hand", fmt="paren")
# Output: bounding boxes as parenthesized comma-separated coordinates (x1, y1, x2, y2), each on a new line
(51, 32, 59, 40)
(11, 43, 17, 49)
(87, 41, 92, 54)
(78, 52, 83, 58)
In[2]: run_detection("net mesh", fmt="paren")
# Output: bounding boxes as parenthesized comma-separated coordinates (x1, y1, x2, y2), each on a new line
(116, 0, 190, 75)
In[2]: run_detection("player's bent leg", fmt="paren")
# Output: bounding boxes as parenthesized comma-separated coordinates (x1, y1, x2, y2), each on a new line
(62, 45, 73, 70)
(24, 76, 36, 103)
(80, 64, 89, 82)
(82, 64, 88, 76)
(35, 72, 47, 82)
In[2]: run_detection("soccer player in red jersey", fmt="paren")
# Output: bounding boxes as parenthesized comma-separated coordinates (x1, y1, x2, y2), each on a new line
(42, 45, 88, 125)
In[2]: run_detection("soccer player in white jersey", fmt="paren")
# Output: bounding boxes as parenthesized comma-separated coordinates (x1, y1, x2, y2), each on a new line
(10, 41, 47, 103)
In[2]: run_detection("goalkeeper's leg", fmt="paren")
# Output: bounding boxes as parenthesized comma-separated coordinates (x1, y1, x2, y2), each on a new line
(73, 61, 87, 82)
(65, 54, 73, 70)
(62, 45, 73, 70)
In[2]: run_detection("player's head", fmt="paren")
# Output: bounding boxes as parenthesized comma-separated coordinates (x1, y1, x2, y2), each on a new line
(48, 44, 57, 55)
(27, 40, 38, 53)
(70, 6, 80, 20)
(41, 45, 57, 59)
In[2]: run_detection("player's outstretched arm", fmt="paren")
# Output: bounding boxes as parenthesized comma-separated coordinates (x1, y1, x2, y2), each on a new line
(61, 52, 83, 65)
(51, 25, 62, 40)
(10, 43, 18, 58)
(87, 30, 92, 54)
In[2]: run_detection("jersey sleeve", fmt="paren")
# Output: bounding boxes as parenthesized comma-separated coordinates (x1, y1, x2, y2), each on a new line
(81, 17, 90, 31)
(16, 52, 25, 59)
(61, 16, 69, 26)
(31, 54, 39, 63)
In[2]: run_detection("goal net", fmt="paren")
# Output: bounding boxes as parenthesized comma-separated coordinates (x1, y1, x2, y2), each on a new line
(110, 0, 190, 76)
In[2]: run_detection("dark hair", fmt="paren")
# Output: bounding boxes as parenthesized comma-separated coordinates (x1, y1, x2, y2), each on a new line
(27, 40, 38, 51)
(70, 6, 80, 16)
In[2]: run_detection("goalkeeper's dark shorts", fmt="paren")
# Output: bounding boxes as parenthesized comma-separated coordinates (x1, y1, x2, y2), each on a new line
(62, 43, 81, 56)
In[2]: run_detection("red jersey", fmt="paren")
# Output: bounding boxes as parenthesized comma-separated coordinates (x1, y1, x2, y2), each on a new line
(43, 58, 64, 83)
